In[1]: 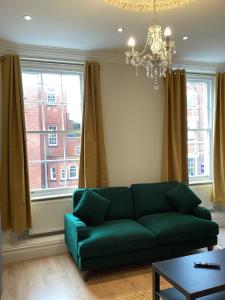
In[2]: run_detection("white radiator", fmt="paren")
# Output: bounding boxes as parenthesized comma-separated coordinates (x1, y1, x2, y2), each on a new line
(29, 185, 214, 235)
(190, 184, 213, 210)
(30, 198, 72, 235)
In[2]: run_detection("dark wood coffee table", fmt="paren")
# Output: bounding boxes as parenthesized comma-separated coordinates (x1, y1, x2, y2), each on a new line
(152, 249, 225, 300)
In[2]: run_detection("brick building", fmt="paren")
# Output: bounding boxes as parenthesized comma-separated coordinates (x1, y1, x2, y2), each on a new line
(23, 72, 81, 195)
(187, 81, 210, 179)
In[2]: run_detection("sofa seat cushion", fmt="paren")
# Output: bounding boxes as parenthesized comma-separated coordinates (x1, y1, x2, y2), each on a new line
(78, 219, 156, 258)
(138, 212, 219, 246)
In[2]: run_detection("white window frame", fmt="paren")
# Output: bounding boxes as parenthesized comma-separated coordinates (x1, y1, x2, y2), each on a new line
(187, 74, 215, 183)
(75, 145, 80, 155)
(22, 60, 84, 200)
(50, 167, 56, 181)
(61, 168, 66, 181)
(69, 165, 77, 179)
(47, 90, 56, 105)
(48, 125, 58, 146)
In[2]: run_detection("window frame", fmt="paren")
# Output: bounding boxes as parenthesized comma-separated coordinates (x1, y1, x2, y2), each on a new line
(50, 167, 56, 181)
(69, 165, 77, 180)
(47, 90, 56, 105)
(187, 74, 215, 184)
(22, 60, 84, 200)
(48, 125, 58, 147)
(75, 145, 80, 155)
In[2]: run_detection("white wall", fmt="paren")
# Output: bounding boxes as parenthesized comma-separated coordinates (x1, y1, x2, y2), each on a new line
(101, 62, 165, 187)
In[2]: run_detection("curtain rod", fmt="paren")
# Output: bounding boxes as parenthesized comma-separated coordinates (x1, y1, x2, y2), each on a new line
(186, 71, 216, 76)
(21, 57, 85, 66)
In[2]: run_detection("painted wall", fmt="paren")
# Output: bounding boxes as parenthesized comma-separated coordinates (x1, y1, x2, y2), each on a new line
(101, 62, 165, 187)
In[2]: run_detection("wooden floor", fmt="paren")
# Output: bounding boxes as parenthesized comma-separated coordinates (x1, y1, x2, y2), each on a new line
(3, 254, 170, 300)
(3, 228, 225, 300)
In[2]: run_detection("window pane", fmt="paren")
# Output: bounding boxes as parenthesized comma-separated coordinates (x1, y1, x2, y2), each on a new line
(22, 72, 42, 103)
(188, 130, 210, 178)
(66, 160, 79, 187)
(27, 133, 45, 161)
(24, 103, 43, 131)
(45, 133, 65, 160)
(66, 137, 81, 159)
(187, 81, 209, 130)
(29, 162, 46, 190)
(44, 104, 63, 131)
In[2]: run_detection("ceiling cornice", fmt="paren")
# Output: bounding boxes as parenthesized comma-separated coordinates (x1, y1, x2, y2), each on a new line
(0, 39, 124, 64)
(0, 39, 225, 72)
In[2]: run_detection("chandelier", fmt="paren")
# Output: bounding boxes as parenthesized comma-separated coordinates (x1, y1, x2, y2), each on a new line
(105, 0, 193, 89)
(127, 0, 176, 89)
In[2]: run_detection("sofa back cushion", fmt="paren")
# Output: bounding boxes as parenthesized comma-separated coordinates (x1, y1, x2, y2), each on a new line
(131, 181, 179, 219)
(73, 187, 133, 220)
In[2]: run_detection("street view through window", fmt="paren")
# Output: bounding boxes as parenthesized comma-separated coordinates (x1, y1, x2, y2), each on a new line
(22, 69, 82, 199)
(187, 77, 214, 182)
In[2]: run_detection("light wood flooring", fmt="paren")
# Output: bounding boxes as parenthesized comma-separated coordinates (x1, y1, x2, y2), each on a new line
(3, 228, 225, 300)
(3, 254, 168, 300)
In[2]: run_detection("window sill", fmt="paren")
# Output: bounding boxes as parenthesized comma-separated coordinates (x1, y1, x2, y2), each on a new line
(189, 181, 213, 186)
(31, 193, 72, 202)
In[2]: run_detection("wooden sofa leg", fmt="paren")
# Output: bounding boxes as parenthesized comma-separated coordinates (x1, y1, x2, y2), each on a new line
(81, 271, 90, 281)
(208, 245, 214, 251)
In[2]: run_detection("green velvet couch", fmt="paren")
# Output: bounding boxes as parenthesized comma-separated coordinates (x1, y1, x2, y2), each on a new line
(64, 182, 219, 275)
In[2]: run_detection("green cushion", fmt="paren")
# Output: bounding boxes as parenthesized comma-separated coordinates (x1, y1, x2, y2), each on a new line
(138, 212, 219, 246)
(73, 187, 133, 220)
(78, 219, 156, 258)
(166, 183, 201, 213)
(131, 182, 179, 219)
(73, 190, 110, 226)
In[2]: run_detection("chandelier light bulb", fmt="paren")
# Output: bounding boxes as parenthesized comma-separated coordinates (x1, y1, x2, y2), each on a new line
(164, 27, 172, 37)
(128, 37, 135, 48)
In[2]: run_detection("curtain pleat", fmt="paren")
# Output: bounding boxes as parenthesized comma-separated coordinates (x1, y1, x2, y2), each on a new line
(161, 69, 188, 183)
(78, 62, 108, 188)
(0, 55, 31, 232)
(213, 73, 225, 203)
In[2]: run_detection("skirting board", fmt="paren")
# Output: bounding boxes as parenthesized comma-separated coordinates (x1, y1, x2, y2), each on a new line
(3, 239, 68, 264)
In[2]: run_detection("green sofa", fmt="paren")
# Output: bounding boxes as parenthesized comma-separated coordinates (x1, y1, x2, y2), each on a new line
(64, 182, 219, 275)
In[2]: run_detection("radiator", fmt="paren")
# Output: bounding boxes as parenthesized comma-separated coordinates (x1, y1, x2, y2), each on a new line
(190, 184, 213, 210)
(30, 185, 214, 235)
(30, 198, 72, 235)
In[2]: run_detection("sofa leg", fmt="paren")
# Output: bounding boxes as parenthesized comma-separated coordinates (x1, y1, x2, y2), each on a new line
(208, 245, 214, 251)
(81, 271, 90, 281)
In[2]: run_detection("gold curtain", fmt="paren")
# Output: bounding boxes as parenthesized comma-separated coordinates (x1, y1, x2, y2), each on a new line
(0, 55, 31, 232)
(78, 62, 108, 188)
(213, 73, 225, 203)
(161, 70, 188, 183)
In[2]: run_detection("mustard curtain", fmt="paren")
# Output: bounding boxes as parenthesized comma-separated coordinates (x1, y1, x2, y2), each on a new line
(213, 73, 225, 203)
(78, 62, 108, 188)
(161, 70, 188, 183)
(0, 55, 31, 232)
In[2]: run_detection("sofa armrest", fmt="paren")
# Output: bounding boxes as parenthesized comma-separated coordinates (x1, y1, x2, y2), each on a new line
(64, 213, 89, 264)
(192, 206, 212, 221)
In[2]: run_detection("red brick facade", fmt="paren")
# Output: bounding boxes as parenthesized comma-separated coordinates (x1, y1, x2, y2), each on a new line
(23, 72, 81, 194)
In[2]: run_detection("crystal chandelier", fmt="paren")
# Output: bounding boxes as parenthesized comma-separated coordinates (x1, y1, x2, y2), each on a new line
(125, 0, 176, 89)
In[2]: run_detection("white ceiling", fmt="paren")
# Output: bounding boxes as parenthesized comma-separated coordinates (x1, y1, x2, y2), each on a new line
(0, 0, 225, 63)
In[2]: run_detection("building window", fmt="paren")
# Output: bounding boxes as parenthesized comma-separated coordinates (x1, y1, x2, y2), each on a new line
(22, 63, 83, 199)
(47, 91, 56, 105)
(50, 167, 56, 181)
(187, 75, 215, 183)
(188, 157, 196, 177)
(48, 125, 58, 146)
(75, 145, 80, 155)
(61, 168, 66, 181)
(69, 165, 77, 179)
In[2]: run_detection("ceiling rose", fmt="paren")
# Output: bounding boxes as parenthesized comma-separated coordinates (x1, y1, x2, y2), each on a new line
(105, 0, 193, 11)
